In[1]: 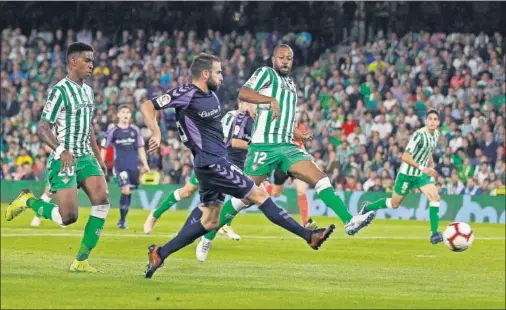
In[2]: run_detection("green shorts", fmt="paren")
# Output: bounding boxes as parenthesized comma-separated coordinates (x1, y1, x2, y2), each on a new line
(46, 153, 104, 192)
(189, 171, 200, 186)
(394, 173, 435, 196)
(244, 143, 313, 176)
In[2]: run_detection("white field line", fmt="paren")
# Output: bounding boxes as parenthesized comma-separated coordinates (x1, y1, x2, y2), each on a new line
(1, 229, 504, 240)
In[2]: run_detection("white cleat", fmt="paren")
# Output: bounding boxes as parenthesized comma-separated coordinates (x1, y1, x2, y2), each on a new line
(144, 210, 158, 234)
(344, 211, 376, 236)
(219, 224, 240, 241)
(30, 216, 41, 227)
(196, 237, 213, 262)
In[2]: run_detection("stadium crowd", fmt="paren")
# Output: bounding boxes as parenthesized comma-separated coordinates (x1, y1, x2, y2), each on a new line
(1, 26, 505, 196)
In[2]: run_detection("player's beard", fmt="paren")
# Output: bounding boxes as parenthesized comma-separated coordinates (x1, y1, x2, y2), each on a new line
(275, 64, 290, 77)
(207, 78, 220, 91)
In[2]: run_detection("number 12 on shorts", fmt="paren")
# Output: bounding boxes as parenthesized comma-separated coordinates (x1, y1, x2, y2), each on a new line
(253, 152, 267, 165)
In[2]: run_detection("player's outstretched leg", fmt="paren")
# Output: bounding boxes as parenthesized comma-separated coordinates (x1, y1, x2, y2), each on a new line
(71, 175, 110, 273)
(7, 188, 74, 228)
(145, 204, 221, 278)
(144, 179, 199, 234)
(288, 160, 375, 235)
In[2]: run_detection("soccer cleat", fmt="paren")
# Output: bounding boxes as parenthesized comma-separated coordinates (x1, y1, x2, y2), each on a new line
(69, 259, 100, 273)
(6, 189, 34, 221)
(308, 224, 335, 250)
(219, 225, 240, 241)
(117, 219, 128, 229)
(304, 217, 318, 230)
(145, 244, 164, 279)
(359, 201, 370, 215)
(30, 216, 41, 227)
(345, 211, 376, 236)
(430, 232, 444, 244)
(196, 237, 213, 262)
(144, 210, 158, 234)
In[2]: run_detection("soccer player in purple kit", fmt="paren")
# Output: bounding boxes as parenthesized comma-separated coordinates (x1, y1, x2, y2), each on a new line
(101, 104, 150, 229)
(140, 53, 335, 279)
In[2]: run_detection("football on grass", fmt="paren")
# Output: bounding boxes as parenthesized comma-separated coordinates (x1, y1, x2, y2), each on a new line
(443, 222, 475, 252)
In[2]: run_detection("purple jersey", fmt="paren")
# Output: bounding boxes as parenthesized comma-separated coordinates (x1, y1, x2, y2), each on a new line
(151, 84, 227, 167)
(224, 111, 254, 170)
(102, 125, 144, 170)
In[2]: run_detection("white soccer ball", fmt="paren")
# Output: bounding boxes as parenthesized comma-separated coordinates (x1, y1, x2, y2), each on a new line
(443, 222, 475, 252)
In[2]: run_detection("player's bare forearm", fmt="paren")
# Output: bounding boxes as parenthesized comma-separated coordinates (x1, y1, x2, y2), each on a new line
(428, 155, 435, 168)
(90, 128, 106, 167)
(140, 100, 161, 135)
(401, 152, 437, 177)
(294, 126, 304, 140)
(100, 148, 107, 162)
(401, 152, 422, 169)
(239, 87, 274, 105)
(37, 120, 60, 151)
(138, 147, 149, 168)
(231, 139, 249, 150)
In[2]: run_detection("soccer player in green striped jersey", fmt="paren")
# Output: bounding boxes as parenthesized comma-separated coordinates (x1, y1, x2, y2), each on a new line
(214, 44, 376, 238)
(6, 42, 111, 272)
(360, 109, 444, 244)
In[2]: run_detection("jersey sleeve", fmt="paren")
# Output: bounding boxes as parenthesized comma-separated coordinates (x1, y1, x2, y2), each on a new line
(405, 132, 421, 154)
(243, 67, 272, 91)
(221, 112, 236, 141)
(150, 84, 197, 110)
(41, 87, 64, 124)
(101, 127, 117, 148)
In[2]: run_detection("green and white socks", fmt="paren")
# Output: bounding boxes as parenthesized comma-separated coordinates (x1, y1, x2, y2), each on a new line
(364, 198, 440, 233)
(76, 204, 109, 261)
(429, 202, 440, 234)
(27, 196, 109, 261)
(364, 198, 392, 212)
(153, 190, 181, 219)
(27, 197, 63, 225)
(315, 177, 353, 224)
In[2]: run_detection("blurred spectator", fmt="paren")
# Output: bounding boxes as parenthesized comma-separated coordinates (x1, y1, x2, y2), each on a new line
(1, 24, 504, 192)
(460, 178, 483, 195)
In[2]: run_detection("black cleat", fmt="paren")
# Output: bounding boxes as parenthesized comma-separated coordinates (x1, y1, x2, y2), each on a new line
(430, 232, 444, 245)
(145, 244, 164, 279)
(308, 224, 336, 250)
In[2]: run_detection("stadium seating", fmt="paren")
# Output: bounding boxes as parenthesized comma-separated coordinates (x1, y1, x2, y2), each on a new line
(1, 26, 504, 195)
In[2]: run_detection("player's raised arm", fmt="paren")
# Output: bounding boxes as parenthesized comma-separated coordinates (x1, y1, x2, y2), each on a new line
(239, 67, 279, 119)
(140, 99, 161, 153)
(141, 85, 197, 152)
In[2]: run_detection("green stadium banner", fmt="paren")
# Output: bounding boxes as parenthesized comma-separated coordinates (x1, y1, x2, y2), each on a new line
(1, 181, 504, 224)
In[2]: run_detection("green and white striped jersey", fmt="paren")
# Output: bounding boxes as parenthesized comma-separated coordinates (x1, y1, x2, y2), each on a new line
(399, 127, 441, 176)
(221, 110, 238, 142)
(243, 66, 297, 144)
(41, 77, 95, 158)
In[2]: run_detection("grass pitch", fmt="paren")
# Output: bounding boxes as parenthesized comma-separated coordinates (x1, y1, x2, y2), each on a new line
(1, 204, 505, 309)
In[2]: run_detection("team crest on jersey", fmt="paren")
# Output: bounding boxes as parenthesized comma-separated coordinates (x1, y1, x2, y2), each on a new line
(156, 94, 171, 107)
(130, 131, 135, 137)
